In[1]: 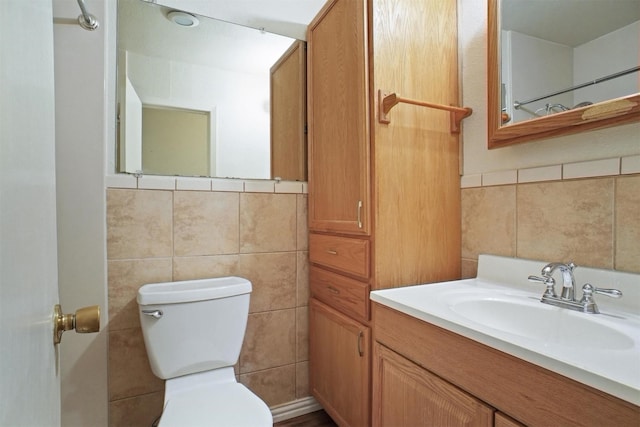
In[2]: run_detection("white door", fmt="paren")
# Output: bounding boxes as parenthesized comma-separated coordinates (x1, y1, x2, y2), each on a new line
(0, 1, 61, 426)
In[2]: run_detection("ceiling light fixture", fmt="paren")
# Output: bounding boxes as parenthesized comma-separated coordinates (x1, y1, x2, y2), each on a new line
(166, 10, 199, 28)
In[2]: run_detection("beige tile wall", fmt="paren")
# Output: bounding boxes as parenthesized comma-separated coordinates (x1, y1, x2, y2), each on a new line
(105, 173, 638, 426)
(461, 174, 640, 278)
(106, 188, 309, 427)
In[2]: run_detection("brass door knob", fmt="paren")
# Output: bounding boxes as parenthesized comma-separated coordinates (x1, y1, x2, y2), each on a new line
(54, 304, 100, 344)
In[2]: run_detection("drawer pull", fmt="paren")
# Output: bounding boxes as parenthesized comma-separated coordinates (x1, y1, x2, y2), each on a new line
(357, 330, 364, 357)
(327, 286, 340, 294)
(326, 249, 338, 255)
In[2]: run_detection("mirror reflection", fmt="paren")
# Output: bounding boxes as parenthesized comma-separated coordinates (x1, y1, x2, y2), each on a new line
(117, 0, 307, 180)
(499, 0, 640, 126)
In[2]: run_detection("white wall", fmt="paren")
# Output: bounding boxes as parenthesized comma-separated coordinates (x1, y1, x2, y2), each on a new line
(502, 21, 639, 123)
(574, 21, 639, 104)
(503, 30, 573, 122)
(459, 0, 640, 176)
(124, 51, 271, 179)
(52, 0, 112, 426)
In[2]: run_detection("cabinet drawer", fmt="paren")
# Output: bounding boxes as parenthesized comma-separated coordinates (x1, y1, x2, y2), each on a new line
(310, 267, 369, 322)
(309, 233, 370, 279)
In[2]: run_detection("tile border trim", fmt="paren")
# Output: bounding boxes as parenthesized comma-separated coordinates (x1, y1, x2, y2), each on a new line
(461, 155, 640, 188)
(105, 174, 308, 194)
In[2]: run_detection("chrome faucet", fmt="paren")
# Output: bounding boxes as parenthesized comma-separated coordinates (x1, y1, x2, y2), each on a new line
(528, 262, 622, 314)
(541, 262, 577, 300)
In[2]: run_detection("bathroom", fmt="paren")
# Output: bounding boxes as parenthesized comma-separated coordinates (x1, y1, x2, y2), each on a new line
(1, 0, 638, 426)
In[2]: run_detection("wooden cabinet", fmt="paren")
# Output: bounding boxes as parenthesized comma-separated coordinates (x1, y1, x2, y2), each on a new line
(270, 40, 307, 181)
(494, 413, 525, 427)
(307, 0, 462, 291)
(307, 0, 463, 425)
(373, 302, 640, 427)
(373, 343, 493, 427)
(307, 1, 371, 424)
(309, 299, 370, 427)
(307, 0, 370, 235)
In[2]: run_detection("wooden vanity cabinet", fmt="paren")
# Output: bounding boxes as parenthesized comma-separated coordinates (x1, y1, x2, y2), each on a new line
(494, 413, 525, 427)
(372, 302, 640, 427)
(307, 0, 462, 425)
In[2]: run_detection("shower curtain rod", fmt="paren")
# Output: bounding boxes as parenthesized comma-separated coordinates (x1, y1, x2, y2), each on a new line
(514, 66, 640, 109)
(77, 0, 99, 31)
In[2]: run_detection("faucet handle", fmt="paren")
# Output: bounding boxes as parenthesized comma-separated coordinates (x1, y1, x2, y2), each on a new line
(579, 284, 622, 314)
(528, 275, 556, 298)
(581, 283, 623, 299)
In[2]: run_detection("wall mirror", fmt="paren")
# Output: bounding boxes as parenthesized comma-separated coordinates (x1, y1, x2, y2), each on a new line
(488, 0, 640, 148)
(117, 0, 307, 180)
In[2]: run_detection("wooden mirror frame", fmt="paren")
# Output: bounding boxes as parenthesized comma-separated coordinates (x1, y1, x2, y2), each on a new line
(487, 0, 640, 149)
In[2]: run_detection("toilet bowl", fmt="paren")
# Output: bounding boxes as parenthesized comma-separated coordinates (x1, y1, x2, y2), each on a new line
(137, 277, 272, 427)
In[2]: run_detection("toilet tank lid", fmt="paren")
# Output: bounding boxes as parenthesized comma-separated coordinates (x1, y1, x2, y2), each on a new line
(137, 276, 251, 305)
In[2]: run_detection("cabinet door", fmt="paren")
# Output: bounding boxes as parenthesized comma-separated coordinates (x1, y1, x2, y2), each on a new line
(309, 298, 370, 427)
(270, 40, 307, 181)
(495, 412, 526, 427)
(373, 343, 493, 427)
(307, 0, 370, 235)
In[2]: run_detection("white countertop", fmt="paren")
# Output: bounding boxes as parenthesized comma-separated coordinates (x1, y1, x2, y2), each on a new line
(370, 255, 640, 405)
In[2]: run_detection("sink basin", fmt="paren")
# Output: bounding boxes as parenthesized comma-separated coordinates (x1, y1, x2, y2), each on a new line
(450, 297, 635, 350)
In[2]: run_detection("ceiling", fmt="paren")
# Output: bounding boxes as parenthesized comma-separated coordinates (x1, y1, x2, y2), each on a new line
(152, 0, 327, 40)
(142, 0, 640, 48)
(502, 0, 640, 47)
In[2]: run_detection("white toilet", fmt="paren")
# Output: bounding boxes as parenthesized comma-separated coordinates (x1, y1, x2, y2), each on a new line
(137, 276, 273, 427)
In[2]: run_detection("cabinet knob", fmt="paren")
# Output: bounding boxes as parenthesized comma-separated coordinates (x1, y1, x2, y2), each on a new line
(327, 286, 340, 294)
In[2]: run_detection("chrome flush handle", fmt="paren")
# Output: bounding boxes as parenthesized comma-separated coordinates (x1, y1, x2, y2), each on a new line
(142, 309, 163, 319)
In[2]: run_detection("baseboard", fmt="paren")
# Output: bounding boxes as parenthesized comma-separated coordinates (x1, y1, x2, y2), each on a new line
(270, 396, 323, 423)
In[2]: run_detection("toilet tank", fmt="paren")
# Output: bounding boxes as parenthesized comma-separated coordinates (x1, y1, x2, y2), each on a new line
(137, 277, 251, 380)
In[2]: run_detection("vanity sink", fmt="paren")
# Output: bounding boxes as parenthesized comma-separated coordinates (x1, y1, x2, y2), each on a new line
(370, 254, 640, 405)
(450, 295, 635, 350)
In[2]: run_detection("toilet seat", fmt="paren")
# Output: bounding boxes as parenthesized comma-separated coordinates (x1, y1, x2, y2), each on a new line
(159, 382, 272, 427)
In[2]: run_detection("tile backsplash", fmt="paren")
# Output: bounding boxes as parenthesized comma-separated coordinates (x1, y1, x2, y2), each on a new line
(461, 174, 640, 278)
(106, 186, 309, 427)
